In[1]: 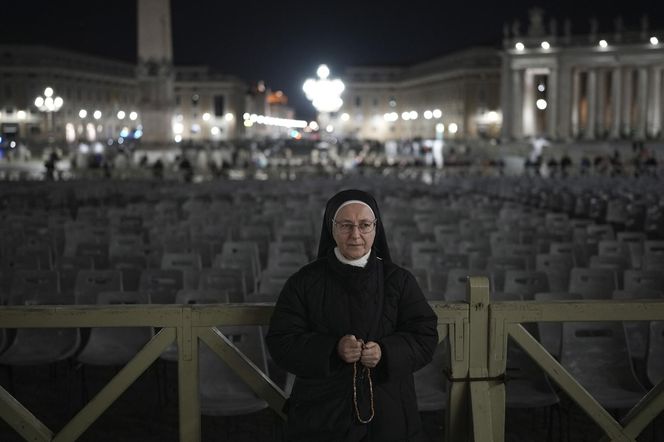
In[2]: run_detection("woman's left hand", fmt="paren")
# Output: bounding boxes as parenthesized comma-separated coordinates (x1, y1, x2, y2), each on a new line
(360, 341, 382, 368)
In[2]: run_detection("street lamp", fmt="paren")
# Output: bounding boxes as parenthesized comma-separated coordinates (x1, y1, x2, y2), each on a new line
(34, 87, 64, 144)
(303, 64, 345, 132)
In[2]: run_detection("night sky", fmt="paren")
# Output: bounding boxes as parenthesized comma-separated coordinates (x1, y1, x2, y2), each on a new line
(2, 0, 663, 120)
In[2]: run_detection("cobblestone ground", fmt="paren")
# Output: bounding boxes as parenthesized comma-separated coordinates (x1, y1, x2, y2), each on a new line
(1, 363, 662, 441)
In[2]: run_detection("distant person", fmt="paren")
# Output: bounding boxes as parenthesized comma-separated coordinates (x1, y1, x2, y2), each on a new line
(560, 153, 572, 177)
(152, 158, 164, 179)
(179, 156, 193, 182)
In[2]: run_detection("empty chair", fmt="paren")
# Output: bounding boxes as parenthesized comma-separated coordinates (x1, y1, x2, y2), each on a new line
(198, 268, 246, 303)
(410, 241, 445, 270)
(55, 255, 95, 297)
(568, 267, 617, 299)
(643, 241, 664, 270)
(108, 234, 144, 259)
(536, 253, 573, 292)
(534, 292, 583, 359)
(76, 291, 153, 368)
(199, 325, 269, 416)
(486, 256, 526, 291)
(110, 255, 147, 291)
(560, 322, 645, 409)
(647, 321, 664, 387)
(268, 241, 307, 264)
(586, 224, 615, 243)
(215, 241, 261, 293)
(256, 269, 290, 300)
(0, 292, 80, 367)
(266, 251, 308, 274)
(414, 339, 448, 411)
(9, 269, 60, 303)
(492, 292, 559, 412)
(75, 242, 110, 269)
(589, 255, 629, 289)
(161, 252, 202, 290)
(612, 289, 663, 360)
(139, 269, 184, 304)
(623, 270, 664, 293)
(503, 270, 549, 300)
(444, 269, 493, 302)
(617, 232, 646, 269)
(74, 269, 123, 304)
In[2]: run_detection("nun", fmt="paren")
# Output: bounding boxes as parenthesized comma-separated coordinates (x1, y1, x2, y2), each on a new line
(266, 189, 438, 442)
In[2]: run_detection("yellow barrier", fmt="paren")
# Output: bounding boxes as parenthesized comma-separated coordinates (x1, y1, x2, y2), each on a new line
(0, 280, 663, 441)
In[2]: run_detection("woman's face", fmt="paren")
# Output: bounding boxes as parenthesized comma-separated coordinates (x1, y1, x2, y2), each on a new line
(332, 203, 376, 260)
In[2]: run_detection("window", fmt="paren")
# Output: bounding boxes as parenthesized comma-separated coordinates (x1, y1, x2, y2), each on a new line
(355, 96, 362, 107)
(213, 95, 225, 116)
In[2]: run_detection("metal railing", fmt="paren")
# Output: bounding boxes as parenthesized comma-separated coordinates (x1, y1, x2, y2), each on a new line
(0, 279, 663, 441)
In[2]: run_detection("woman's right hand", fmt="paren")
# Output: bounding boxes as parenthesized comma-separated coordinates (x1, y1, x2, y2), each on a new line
(337, 334, 363, 363)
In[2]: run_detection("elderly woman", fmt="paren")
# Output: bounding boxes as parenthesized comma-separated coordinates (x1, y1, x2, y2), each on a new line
(266, 189, 438, 442)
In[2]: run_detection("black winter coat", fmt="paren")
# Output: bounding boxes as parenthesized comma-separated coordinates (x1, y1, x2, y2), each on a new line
(266, 254, 438, 442)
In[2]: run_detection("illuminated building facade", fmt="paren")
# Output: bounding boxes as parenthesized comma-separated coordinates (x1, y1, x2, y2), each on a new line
(501, 9, 664, 141)
(336, 48, 502, 142)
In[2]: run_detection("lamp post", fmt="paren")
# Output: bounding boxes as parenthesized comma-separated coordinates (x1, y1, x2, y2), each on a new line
(34, 87, 64, 146)
(303, 64, 345, 134)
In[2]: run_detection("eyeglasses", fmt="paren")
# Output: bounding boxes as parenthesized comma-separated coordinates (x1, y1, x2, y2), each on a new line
(333, 219, 377, 234)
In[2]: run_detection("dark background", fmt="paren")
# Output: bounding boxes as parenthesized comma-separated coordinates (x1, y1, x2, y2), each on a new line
(1, 0, 663, 119)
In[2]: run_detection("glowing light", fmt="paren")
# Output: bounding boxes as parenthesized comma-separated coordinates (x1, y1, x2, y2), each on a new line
(599, 39, 608, 48)
(79, 109, 88, 118)
(86, 123, 96, 141)
(538, 84, 546, 92)
(326, 124, 334, 133)
(309, 121, 319, 131)
(176, 114, 184, 122)
(173, 122, 184, 134)
(129, 111, 138, 121)
(515, 42, 525, 51)
(66, 123, 76, 143)
(9, 141, 16, 148)
(303, 65, 345, 113)
(93, 110, 102, 120)
(651, 36, 659, 45)
(224, 112, 234, 121)
(118, 137, 124, 144)
(341, 113, 350, 121)
(244, 120, 253, 127)
(541, 41, 550, 50)
(17, 110, 26, 119)
(433, 109, 442, 119)
(448, 123, 458, 134)
(401, 112, 411, 121)
(79, 144, 90, 154)
(44, 87, 53, 98)
(53, 97, 63, 108)
(409, 111, 418, 120)
(317, 64, 330, 79)
(174, 134, 182, 143)
(120, 127, 130, 138)
(203, 112, 212, 121)
(211, 126, 221, 135)
(191, 123, 200, 133)
(134, 129, 143, 138)
(436, 123, 445, 133)
(35, 97, 44, 107)
(424, 110, 433, 120)
(117, 110, 126, 120)
(536, 99, 548, 110)
(93, 143, 104, 153)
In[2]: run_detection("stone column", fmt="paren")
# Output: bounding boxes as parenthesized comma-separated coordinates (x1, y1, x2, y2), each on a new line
(596, 69, 606, 138)
(557, 64, 572, 140)
(500, 54, 512, 140)
(523, 70, 535, 137)
(512, 69, 524, 139)
(647, 66, 661, 137)
(585, 69, 597, 139)
(571, 68, 581, 138)
(611, 67, 622, 139)
(547, 68, 558, 139)
(636, 67, 648, 139)
(622, 68, 633, 137)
